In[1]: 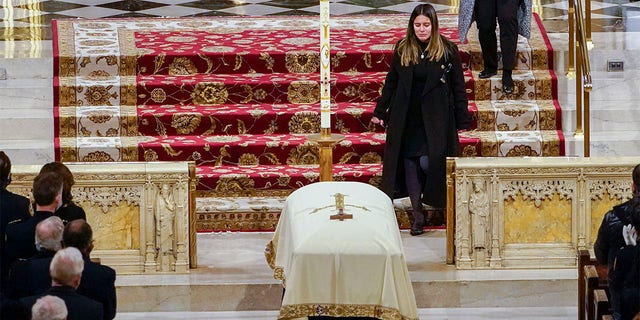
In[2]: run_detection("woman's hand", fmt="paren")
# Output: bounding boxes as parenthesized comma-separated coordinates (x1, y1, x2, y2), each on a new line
(371, 116, 385, 127)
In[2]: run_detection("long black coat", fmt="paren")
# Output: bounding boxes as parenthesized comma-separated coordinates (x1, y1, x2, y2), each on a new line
(77, 258, 117, 320)
(0, 189, 30, 288)
(374, 40, 472, 208)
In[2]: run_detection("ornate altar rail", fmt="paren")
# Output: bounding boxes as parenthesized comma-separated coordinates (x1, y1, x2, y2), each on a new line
(9, 162, 196, 274)
(446, 157, 640, 269)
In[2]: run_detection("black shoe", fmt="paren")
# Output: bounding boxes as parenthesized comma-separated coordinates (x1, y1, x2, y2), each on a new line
(503, 84, 514, 95)
(478, 69, 497, 79)
(410, 226, 424, 236)
(502, 70, 514, 94)
(410, 211, 425, 236)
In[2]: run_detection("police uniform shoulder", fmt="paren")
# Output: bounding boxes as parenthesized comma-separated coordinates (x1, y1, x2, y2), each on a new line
(7, 216, 28, 225)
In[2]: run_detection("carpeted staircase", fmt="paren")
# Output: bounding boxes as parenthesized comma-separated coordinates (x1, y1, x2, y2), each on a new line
(53, 14, 563, 231)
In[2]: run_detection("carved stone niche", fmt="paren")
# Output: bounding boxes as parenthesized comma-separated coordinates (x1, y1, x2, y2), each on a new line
(450, 156, 640, 270)
(9, 162, 196, 274)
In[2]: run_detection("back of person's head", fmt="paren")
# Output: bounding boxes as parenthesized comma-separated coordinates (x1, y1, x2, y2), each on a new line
(0, 151, 12, 190)
(35, 216, 64, 252)
(50, 247, 84, 288)
(31, 295, 67, 320)
(63, 219, 93, 256)
(39, 162, 75, 204)
(33, 172, 63, 207)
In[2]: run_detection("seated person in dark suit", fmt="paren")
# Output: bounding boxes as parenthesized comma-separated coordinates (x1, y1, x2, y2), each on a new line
(595, 164, 640, 320)
(19, 247, 103, 320)
(0, 151, 31, 282)
(0, 151, 32, 318)
(31, 295, 67, 320)
(7, 216, 64, 299)
(4, 171, 63, 270)
(63, 219, 117, 320)
(39, 162, 86, 224)
(620, 209, 640, 320)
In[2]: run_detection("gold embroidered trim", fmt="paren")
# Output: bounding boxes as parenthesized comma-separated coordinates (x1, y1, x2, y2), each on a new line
(278, 303, 418, 320)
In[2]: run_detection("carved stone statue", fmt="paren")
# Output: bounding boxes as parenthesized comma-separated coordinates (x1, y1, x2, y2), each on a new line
(469, 179, 489, 249)
(156, 183, 176, 271)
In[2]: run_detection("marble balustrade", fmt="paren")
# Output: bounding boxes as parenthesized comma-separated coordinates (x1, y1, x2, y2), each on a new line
(8, 161, 196, 274)
(447, 156, 640, 269)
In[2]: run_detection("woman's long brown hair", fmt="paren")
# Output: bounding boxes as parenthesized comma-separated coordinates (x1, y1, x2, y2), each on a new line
(396, 3, 449, 66)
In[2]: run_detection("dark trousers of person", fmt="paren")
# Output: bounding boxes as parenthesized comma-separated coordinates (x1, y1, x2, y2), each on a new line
(475, 0, 519, 71)
(610, 286, 622, 320)
(403, 156, 428, 216)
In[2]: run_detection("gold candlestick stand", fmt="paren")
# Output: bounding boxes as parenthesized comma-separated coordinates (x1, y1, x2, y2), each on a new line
(308, 128, 344, 182)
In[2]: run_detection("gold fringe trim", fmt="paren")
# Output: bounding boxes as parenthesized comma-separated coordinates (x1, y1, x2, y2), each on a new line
(278, 303, 418, 320)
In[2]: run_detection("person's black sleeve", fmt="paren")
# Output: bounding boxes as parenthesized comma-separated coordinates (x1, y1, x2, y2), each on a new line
(373, 48, 401, 123)
(594, 213, 610, 265)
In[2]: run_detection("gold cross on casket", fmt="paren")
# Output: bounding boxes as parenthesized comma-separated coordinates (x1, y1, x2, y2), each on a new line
(330, 193, 353, 221)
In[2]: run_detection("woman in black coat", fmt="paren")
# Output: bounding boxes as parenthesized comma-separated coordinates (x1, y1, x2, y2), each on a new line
(372, 4, 472, 235)
(39, 162, 86, 224)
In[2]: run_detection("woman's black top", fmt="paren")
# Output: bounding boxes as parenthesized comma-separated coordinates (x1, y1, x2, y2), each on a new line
(400, 45, 429, 157)
(55, 202, 87, 224)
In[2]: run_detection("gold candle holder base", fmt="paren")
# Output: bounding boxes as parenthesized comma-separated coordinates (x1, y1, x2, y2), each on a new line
(308, 129, 344, 182)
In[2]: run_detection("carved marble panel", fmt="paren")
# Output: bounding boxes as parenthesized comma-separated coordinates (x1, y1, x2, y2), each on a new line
(450, 157, 640, 269)
(9, 162, 195, 274)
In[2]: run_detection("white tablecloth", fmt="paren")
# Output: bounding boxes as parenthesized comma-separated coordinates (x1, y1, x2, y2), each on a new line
(265, 182, 418, 320)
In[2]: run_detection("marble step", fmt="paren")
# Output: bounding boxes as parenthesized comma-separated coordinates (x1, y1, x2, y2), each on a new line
(0, 41, 52, 61)
(0, 57, 52, 79)
(114, 232, 576, 313)
(556, 70, 640, 136)
(0, 79, 53, 109)
(563, 130, 640, 157)
(589, 131, 640, 157)
(0, 108, 53, 140)
(546, 33, 640, 72)
(561, 101, 640, 134)
(0, 140, 54, 165)
(587, 31, 640, 72)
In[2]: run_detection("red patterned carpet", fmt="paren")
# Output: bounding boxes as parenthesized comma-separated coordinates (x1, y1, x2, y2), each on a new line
(53, 14, 563, 230)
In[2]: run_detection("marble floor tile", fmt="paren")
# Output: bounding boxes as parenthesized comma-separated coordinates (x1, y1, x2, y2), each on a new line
(137, 5, 211, 17)
(216, 4, 292, 16)
(55, 6, 129, 19)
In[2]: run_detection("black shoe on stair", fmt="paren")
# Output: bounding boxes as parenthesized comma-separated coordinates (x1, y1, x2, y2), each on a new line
(478, 69, 497, 79)
(502, 70, 514, 94)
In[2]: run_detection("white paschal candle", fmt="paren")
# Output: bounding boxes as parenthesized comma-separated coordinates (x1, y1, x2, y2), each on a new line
(320, 0, 331, 134)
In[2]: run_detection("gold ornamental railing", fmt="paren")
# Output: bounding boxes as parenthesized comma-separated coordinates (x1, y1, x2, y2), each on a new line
(568, 0, 593, 156)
